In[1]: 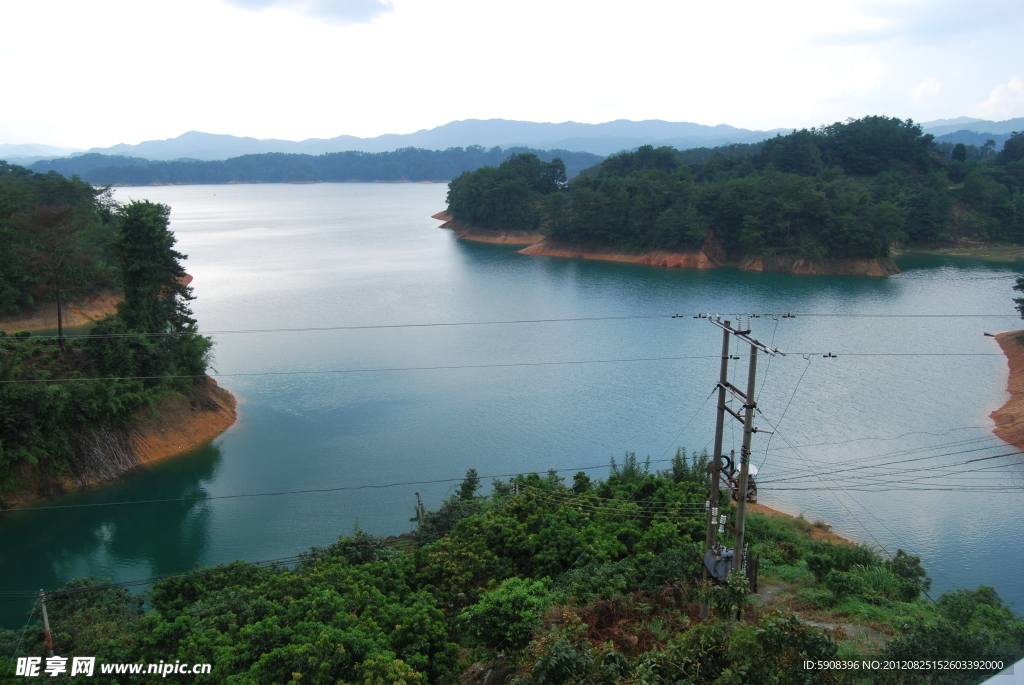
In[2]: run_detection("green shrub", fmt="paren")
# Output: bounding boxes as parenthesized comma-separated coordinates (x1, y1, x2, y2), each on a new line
(459, 577, 552, 650)
(639, 542, 703, 594)
(557, 559, 639, 604)
(805, 544, 877, 581)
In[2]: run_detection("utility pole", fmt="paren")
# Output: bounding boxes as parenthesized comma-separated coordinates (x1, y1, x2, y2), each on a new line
(39, 590, 54, 657)
(700, 316, 782, 604)
(701, 320, 731, 618)
(414, 492, 424, 524)
(733, 346, 757, 576)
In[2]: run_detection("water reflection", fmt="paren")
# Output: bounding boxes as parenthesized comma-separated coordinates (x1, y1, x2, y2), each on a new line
(0, 443, 222, 625)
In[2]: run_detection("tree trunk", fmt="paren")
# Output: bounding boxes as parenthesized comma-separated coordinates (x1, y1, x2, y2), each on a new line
(55, 279, 64, 349)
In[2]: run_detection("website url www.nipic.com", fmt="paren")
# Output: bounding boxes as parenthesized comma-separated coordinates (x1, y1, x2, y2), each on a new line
(15, 657, 212, 678)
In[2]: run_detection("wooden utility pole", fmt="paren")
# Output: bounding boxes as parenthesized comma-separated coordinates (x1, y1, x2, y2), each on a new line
(39, 590, 54, 657)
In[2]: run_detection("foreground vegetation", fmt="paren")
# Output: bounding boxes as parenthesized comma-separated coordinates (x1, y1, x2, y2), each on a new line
(447, 116, 1024, 261)
(3, 453, 1020, 684)
(0, 163, 212, 497)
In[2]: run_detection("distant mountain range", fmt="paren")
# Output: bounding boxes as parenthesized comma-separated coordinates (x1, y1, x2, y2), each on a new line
(920, 117, 1023, 149)
(920, 117, 1024, 137)
(6, 120, 792, 163)
(0, 142, 84, 165)
(3, 116, 1021, 167)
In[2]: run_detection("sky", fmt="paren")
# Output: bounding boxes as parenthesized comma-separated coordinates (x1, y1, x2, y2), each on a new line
(1, 0, 1023, 148)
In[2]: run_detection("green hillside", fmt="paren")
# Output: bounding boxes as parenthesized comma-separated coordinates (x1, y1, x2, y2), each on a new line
(446, 116, 1024, 262)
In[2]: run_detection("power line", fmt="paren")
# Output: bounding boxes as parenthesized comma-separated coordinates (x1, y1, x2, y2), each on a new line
(6, 314, 674, 340)
(0, 354, 726, 384)
(762, 420, 953, 598)
(8, 311, 1021, 342)
(8, 347, 1024, 386)
(0, 458, 698, 514)
(758, 446, 1024, 486)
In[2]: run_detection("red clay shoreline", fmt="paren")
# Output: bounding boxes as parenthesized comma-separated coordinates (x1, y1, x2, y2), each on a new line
(1, 381, 237, 508)
(991, 331, 1024, 450)
(433, 211, 901, 276)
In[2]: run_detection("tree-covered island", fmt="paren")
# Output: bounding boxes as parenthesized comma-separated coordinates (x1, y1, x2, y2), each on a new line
(444, 116, 1024, 274)
(0, 161, 229, 502)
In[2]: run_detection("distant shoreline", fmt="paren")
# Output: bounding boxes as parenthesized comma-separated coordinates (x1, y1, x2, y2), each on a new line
(434, 211, 901, 276)
(893, 243, 1024, 264)
(105, 179, 449, 187)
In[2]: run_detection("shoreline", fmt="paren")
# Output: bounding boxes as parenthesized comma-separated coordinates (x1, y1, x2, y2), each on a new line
(132, 380, 237, 466)
(434, 212, 900, 276)
(1, 380, 237, 509)
(432, 211, 543, 245)
(0, 276, 192, 334)
(0, 291, 121, 333)
(991, 331, 1024, 450)
(748, 501, 855, 546)
(519, 238, 719, 269)
(893, 242, 1024, 264)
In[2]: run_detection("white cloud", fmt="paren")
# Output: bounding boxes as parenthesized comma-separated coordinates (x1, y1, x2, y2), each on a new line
(907, 77, 941, 100)
(221, 0, 392, 24)
(974, 76, 1024, 119)
(1, 0, 1022, 147)
(822, 0, 1024, 45)
(850, 56, 885, 99)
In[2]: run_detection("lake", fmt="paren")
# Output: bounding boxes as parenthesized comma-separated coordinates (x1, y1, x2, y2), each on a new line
(2, 181, 1023, 626)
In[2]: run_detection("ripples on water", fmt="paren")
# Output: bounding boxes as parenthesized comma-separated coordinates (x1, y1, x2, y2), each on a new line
(2, 182, 1023, 625)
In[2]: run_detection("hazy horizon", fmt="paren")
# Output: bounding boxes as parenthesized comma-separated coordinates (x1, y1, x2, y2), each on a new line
(2, 0, 1022, 149)
(4, 114, 1023, 162)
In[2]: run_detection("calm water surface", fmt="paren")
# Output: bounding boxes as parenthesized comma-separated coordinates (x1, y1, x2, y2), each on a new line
(3, 182, 1024, 625)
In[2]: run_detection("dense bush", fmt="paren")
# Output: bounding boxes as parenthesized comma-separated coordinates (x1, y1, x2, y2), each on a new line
(3, 463, 1022, 683)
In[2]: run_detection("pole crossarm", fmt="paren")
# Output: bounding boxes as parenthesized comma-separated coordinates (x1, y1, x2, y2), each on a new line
(721, 380, 748, 400)
(723, 404, 746, 424)
(709, 317, 785, 356)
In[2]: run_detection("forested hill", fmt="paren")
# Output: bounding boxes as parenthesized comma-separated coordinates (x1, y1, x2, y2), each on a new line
(1, 162, 214, 497)
(23, 147, 604, 185)
(447, 116, 1024, 263)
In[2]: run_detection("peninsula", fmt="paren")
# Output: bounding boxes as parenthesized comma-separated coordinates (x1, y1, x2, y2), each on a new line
(0, 163, 232, 506)
(439, 116, 1024, 275)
